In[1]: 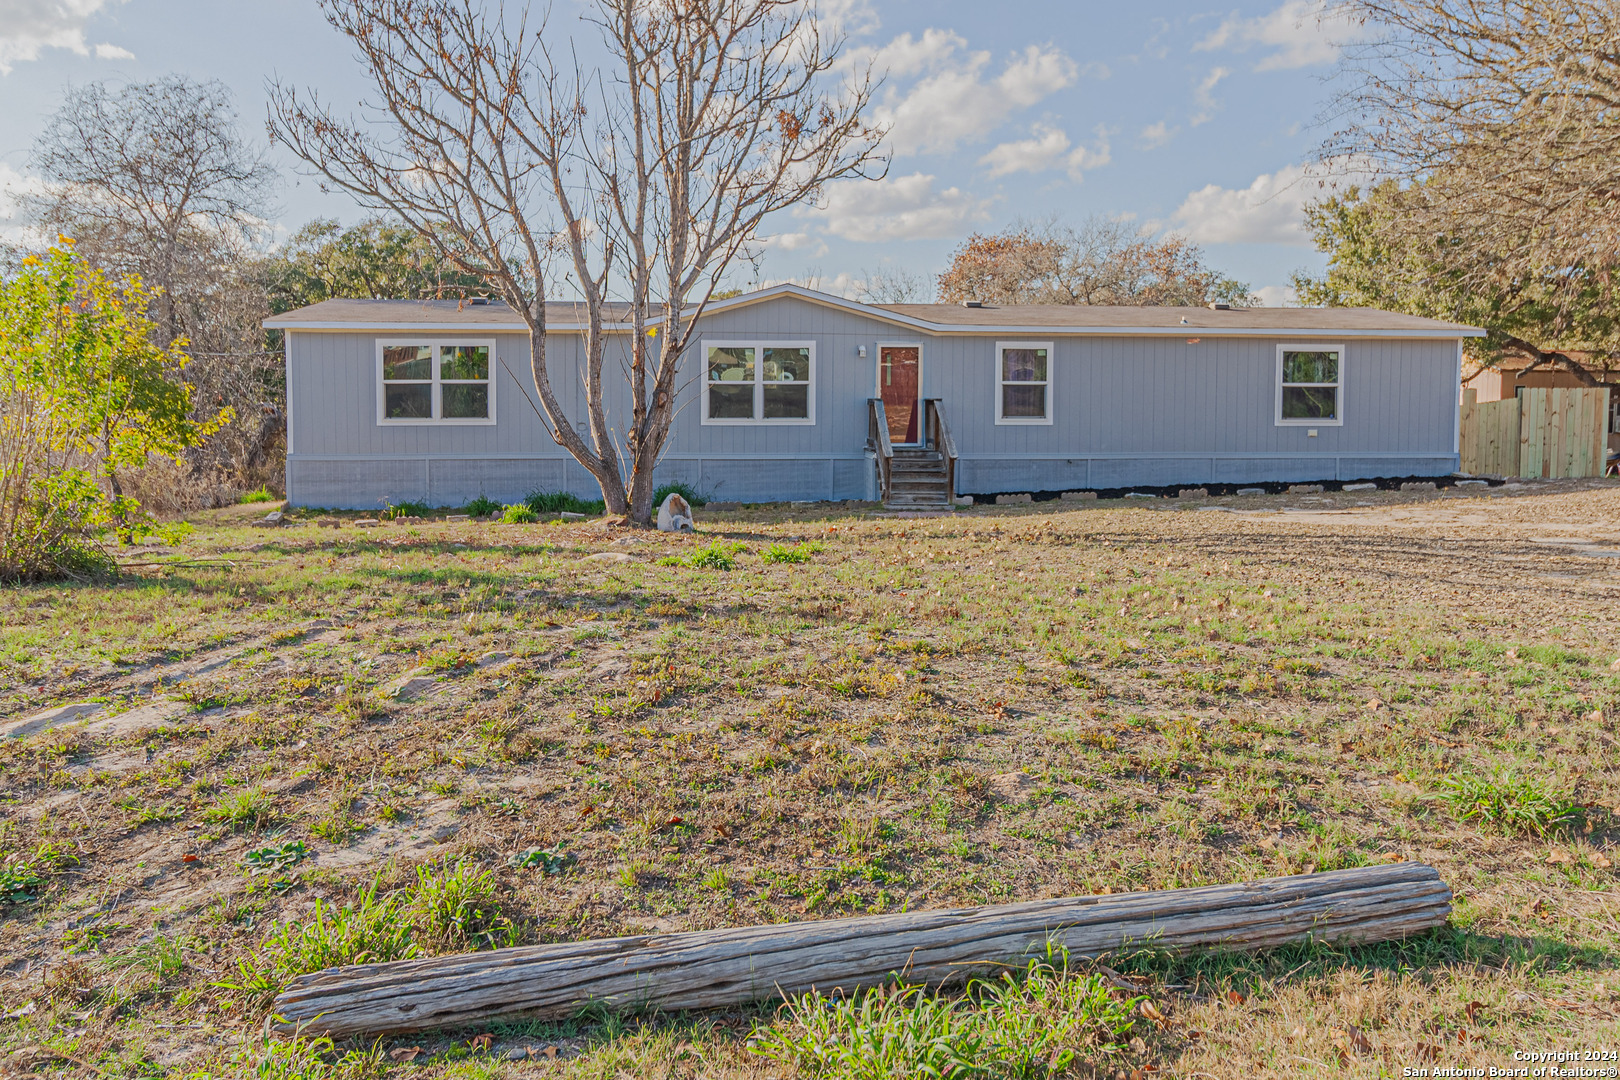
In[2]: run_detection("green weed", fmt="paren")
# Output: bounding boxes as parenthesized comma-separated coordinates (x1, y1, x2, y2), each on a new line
(0, 858, 44, 904)
(215, 877, 418, 1007)
(524, 490, 606, 515)
(763, 541, 822, 565)
(1437, 771, 1579, 836)
(500, 504, 540, 524)
(464, 494, 502, 517)
(384, 500, 433, 519)
(751, 947, 1141, 1078)
(507, 846, 575, 875)
(107, 933, 188, 982)
(201, 787, 278, 832)
(243, 839, 309, 878)
(410, 858, 513, 949)
(239, 487, 276, 504)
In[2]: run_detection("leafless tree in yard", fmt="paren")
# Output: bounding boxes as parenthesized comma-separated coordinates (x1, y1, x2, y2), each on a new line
(1324, 0, 1620, 373)
(27, 75, 285, 500)
(269, 0, 884, 524)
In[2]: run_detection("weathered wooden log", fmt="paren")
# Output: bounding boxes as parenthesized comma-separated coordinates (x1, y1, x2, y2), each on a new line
(272, 862, 1450, 1037)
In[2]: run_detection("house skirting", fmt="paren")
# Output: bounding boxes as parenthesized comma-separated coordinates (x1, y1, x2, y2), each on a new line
(285, 451, 1459, 509)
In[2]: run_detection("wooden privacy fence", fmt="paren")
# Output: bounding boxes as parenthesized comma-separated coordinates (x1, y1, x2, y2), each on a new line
(1460, 386, 1611, 478)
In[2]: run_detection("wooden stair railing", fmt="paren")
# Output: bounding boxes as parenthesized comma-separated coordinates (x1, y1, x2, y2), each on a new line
(924, 398, 958, 501)
(867, 398, 894, 504)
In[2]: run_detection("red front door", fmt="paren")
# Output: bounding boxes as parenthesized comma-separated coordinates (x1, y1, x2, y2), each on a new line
(879, 345, 920, 444)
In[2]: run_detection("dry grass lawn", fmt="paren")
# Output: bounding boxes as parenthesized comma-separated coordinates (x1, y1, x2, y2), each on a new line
(0, 479, 1617, 1078)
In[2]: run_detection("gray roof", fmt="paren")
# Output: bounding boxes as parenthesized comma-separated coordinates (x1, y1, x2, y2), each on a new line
(876, 302, 1478, 333)
(263, 298, 633, 329)
(263, 284, 1484, 337)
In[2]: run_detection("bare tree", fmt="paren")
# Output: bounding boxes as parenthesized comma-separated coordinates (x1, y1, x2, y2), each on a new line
(936, 216, 1255, 307)
(27, 75, 284, 498)
(30, 75, 278, 344)
(1325, 0, 1620, 331)
(269, 0, 883, 523)
(854, 266, 927, 304)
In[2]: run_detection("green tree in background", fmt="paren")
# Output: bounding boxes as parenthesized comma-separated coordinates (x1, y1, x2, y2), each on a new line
(1292, 181, 1620, 381)
(262, 218, 491, 319)
(0, 241, 222, 579)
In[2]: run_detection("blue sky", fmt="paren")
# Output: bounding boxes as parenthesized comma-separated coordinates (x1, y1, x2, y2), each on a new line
(0, 0, 1357, 304)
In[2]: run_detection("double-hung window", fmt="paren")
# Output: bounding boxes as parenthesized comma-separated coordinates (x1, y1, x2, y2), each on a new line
(995, 341, 1053, 424)
(701, 340, 815, 424)
(377, 340, 497, 425)
(1276, 344, 1343, 426)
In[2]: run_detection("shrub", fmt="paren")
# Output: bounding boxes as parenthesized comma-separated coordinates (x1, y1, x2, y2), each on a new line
(239, 486, 276, 504)
(0, 242, 221, 581)
(500, 503, 539, 524)
(0, 470, 120, 581)
(653, 481, 709, 508)
(523, 490, 606, 516)
(1437, 771, 1579, 836)
(464, 494, 502, 517)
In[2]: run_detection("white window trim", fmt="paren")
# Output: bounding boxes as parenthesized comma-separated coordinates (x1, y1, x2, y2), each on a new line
(995, 340, 1054, 425)
(699, 339, 816, 425)
(376, 338, 498, 426)
(1275, 342, 1345, 427)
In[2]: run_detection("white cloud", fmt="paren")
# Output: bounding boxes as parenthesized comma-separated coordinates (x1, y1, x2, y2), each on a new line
(1138, 121, 1177, 150)
(1195, 0, 1349, 71)
(978, 123, 1111, 181)
(1254, 284, 1298, 307)
(0, 0, 130, 74)
(757, 230, 828, 257)
(865, 33, 1079, 156)
(816, 0, 880, 37)
(1190, 67, 1230, 127)
(93, 41, 132, 60)
(1166, 159, 1370, 246)
(803, 172, 993, 242)
(1064, 126, 1112, 178)
(978, 124, 1070, 178)
(0, 162, 46, 242)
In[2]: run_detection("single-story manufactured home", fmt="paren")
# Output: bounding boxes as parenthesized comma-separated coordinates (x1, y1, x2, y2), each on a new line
(263, 284, 1485, 509)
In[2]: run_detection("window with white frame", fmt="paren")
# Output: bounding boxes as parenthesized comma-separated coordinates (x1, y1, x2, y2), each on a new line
(996, 342, 1053, 424)
(377, 340, 496, 424)
(701, 341, 814, 423)
(1276, 344, 1343, 425)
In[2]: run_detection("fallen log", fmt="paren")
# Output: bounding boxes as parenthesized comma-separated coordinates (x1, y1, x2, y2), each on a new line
(272, 862, 1450, 1037)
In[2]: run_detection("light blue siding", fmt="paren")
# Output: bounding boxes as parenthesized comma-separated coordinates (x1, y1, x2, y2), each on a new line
(284, 296, 1461, 508)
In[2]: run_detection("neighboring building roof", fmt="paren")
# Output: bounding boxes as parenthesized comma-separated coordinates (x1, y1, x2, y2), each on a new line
(264, 283, 1485, 338)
